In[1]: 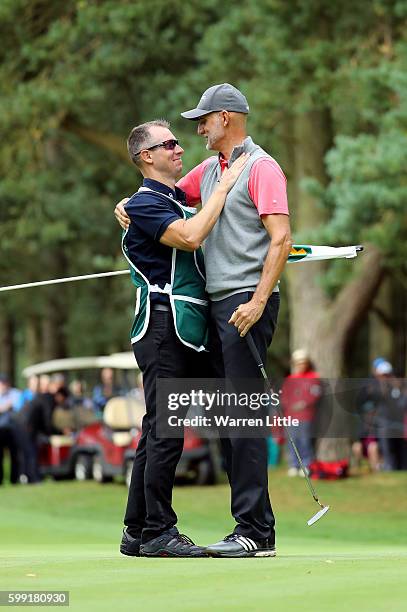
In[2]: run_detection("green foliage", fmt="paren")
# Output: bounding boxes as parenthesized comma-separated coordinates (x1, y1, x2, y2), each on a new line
(186, 0, 407, 305)
(0, 0, 223, 361)
(0, 0, 405, 367)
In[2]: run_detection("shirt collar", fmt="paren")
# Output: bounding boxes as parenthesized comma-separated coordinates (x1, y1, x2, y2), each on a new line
(218, 153, 229, 173)
(218, 136, 255, 167)
(143, 178, 185, 203)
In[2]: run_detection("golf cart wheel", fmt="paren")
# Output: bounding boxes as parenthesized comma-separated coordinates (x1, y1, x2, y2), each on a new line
(92, 455, 112, 483)
(74, 454, 92, 481)
(125, 459, 133, 488)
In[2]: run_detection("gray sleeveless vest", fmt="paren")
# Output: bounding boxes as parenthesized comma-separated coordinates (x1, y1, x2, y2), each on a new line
(200, 136, 279, 301)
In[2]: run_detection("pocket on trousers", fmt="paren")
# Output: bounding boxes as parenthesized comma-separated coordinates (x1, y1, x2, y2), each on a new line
(150, 311, 170, 348)
(133, 312, 170, 370)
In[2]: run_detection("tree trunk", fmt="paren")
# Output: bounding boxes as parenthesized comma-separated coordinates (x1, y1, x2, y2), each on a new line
(26, 314, 43, 364)
(391, 276, 407, 376)
(369, 276, 393, 365)
(0, 313, 16, 384)
(286, 110, 332, 366)
(282, 111, 386, 461)
(41, 295, 67, 361)
(317, 247, 385, 375)
(40, 248, 69, 361)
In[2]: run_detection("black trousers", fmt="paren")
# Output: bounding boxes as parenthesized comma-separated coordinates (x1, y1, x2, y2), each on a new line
(124, 310, 210, 543)
(0, 425, 20, 485)
(209, 291, 280, 542)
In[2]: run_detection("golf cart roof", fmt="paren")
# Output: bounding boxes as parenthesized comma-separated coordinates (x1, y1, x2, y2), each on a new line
(22, 352, 138, 377)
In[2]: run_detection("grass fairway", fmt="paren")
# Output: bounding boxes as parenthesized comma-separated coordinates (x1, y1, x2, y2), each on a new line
(1, 468, 407, 611)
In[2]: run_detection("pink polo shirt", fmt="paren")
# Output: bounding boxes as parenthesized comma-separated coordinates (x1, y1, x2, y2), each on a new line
(177, 155, 289, 216)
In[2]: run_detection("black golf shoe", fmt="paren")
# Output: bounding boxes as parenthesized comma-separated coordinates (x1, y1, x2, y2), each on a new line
(140, 528, 207, 558)
(120, 528, 141, 557)
(205, 533, 276, 558)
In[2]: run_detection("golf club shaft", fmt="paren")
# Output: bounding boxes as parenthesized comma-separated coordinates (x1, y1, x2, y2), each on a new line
(0, 269, 130, 293)
(245, 332, 322, 506)
(0, 245, 363, 294)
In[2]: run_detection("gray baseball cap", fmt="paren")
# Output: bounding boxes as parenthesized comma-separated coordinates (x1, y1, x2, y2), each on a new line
(181, 83, 249, 120)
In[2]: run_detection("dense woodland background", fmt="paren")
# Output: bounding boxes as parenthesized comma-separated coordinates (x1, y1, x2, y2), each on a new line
(0, 0, 406, 383)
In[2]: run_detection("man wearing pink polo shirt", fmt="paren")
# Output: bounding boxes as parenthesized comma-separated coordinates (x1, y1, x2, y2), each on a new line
(115, 84, 292, 557)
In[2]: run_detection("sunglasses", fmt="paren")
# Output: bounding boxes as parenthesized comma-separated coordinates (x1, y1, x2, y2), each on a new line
(142, 139, 179, 153)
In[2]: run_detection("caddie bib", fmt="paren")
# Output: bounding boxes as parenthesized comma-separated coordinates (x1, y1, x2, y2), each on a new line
(121, 187, 208, 352)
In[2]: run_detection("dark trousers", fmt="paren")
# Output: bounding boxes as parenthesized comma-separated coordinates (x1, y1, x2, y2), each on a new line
(124, 310, 210, 543)
(209, 291, 280, 542)
(0, 425, 20, 485)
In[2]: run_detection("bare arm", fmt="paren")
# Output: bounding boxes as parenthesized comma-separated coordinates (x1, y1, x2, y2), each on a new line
(114, 154, 249, 241)
(159, 190, 227, 251)
(115, 198, 131, 229)
(229, 214, 292, 337)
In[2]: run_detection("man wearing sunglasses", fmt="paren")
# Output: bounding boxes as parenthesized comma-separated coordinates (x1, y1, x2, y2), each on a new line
(119, 119, 248, 558)
(116, 84, 292, 559)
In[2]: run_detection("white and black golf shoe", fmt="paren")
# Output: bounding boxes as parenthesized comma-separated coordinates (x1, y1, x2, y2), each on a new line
(205, 533, 276, 558)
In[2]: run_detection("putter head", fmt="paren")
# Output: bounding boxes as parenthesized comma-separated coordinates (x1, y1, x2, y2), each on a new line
(307, 505, 330, 526)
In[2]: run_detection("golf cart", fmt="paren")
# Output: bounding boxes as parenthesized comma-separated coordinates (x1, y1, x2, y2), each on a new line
(76, 395, 217, 486)
(22, 352, 218, 485)
(22, 352, 140, 481)
(75, 395, 144, 483)
(123, 419, 217, 487)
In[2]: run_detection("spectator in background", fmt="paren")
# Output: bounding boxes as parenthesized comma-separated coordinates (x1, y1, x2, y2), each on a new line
(20, 373, 66, 433)
(38, 374, 51, 394)
(372, 359, 407, 471)
(18, 385, 71, 483)
(49, 373, 66, 394)
(14, 373, 66, 483)
(0, 374, 21, 413)
(129, 372, 145, 405)
(351, 417, 381, 472)
(0, 422, 19, 485)
(92, 368, 121, 413)
(66, 380, 97, 430)
(10, 375, 39, 483)
(69, 380, 94, 410)
(0, 374, 21, 484)
(24, 376, 68, 438)
(281, 350, 322, 477)
(351, 360, 383, 472)
(15, 375, 39, 412)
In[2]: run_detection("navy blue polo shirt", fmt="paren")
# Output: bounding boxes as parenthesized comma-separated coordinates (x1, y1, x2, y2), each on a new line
(124, 178, 187, 305)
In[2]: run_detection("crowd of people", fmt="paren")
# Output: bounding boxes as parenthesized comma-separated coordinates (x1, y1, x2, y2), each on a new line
(279, 354, 407, 475)
(1, 356, 405, 487)
(351, 358, 407, 471)
(0, 368, 123, 485)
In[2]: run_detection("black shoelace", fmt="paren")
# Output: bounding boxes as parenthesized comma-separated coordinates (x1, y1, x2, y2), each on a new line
(223, 533, 238, 542)
(176, 533, 196, 546)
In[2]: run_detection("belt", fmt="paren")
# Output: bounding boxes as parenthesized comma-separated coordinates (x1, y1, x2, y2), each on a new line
(151, 303, 171, 313)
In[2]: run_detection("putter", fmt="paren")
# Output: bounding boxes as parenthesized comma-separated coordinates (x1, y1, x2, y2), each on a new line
(245, 332, 330, 526)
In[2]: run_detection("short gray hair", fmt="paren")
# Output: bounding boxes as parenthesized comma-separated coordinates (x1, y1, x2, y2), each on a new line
(127, 119, 170, 166)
